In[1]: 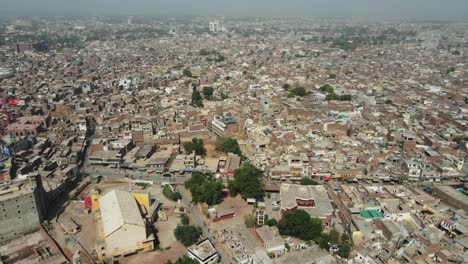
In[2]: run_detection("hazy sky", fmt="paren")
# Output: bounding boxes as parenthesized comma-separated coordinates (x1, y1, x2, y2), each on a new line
(0, 0, 467, 20)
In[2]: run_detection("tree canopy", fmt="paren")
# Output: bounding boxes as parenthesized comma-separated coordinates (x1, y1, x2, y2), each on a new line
(181, 215, 190, 225)
(202, 86, 214, 98)
(185, 172, 224, 205)
(300, 177, 319, 186)
(174, 225, 202, 246)
(183, 69, 193, 77)
(288, 86, 307, 97)
(315, 228, 352, 258)
(183, 138, 206, 156)
(215, 137, 241, 155)
(191, 87, 203, 107)
(319, 84, 334, 93)
(163, 185, 182, 201)
(265, 218, 278, 227)
(229, 163, 264, 200)
(278, 209, 323, 241)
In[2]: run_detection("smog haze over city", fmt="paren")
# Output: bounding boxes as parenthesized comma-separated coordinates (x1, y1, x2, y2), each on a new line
(0, 0, 467, 20)
(0, 0, 467, 264)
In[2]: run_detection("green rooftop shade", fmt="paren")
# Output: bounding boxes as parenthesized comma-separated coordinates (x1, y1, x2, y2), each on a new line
(360, 210, 383, 219)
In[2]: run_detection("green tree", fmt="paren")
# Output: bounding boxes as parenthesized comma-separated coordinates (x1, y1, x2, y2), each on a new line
(319, 84, 334, 93)
(181, 215, 190, 225)
(339, 94, 352, 101)
(216, 137, 241, 155)
(453, 135, 468, 144)
(183, 138, 206, 156)
(278, 210, 322, 241)
(265, 218, 278, 227)
(282, 83, 291, 90)
(338, 242, 352, 259)
(202, 86, 214, 98)
(185, 172, 223, 205)
(289, 87, 307, 97)
(183, 69, 193, 77)
(244, 214, 256, 228)
(300, 177, 319, 185)
(385, 99, 393, 104)
(163, 185, 182, 201)
(328, 73, 337, 79)
(174, 225, 202, 246)
(191, 87, 203, 107)
(230, 163, 264, 200)
(325, 93, 339, 101)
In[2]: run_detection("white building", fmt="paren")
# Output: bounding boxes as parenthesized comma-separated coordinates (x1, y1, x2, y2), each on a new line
(209, 21, 221, 32)
(188, 238, 219, 264)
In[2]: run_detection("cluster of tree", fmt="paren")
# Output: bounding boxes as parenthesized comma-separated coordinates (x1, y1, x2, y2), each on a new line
(185, 172, 224, 205)
(183, 69, 193, 77)
(446, 67, 456, 74)
(316, 229, 352, 259)
(282, 83, 291, 90)
(319, 84, 335, 93)
(163, 185, 182, 201)
(215, 137, 241, 155)
(278, 209, 352, 258)
(320, 84, 351, 101)
(166, 256, 199, 264)
(229, 163, 264, 200)
(328, 73, 337, 79)
(265, 218, 278, 227)
(453, 135, 468, 144)
(174, 225, 202, 246)
(183, 138, 206, 156)
(278, 210, 323, 241)
(326, 93, 352, 101)
(181, 215, 190, 225)
(202, 86, 214, 99)
(287, 86, 308, 98)
(300, 177, 319, 185)
(191, 87, 203, 107)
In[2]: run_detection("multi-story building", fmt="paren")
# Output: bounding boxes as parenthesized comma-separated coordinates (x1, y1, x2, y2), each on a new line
(188, 238, 219, 264)
(211, 113, 239, 137)
(209, 21, 221, 32)
(14, 41, 48, 53)
(287, 153, 310, 178)
(0, 175, 46, 242)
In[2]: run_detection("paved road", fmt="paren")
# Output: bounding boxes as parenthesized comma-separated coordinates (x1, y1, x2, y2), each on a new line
(179, 187, 231, 264)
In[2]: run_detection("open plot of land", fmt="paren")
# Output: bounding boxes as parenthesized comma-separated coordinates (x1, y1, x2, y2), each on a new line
(52, 200, 97, 263)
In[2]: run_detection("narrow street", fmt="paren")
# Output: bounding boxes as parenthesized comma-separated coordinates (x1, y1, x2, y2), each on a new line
(178, 186, 231, 264)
